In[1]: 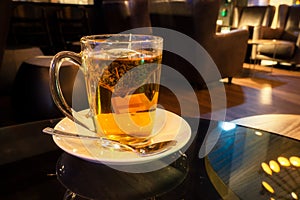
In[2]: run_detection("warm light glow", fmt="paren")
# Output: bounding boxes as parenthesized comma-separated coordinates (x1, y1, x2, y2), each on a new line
(216, 20, 223, 25)
(113, 144, 121, 150)
(72, 148, 78, 153)
(269, 160, 280, 173)
(262, 156, 300, 199)
(255, 131, 263, 136)
(291, 192, 299, 199)
(220, 27, 231, 33)
(261, 162, 273, 175)
(262, 181, 275, 193)
(278, 156, 291, 167)
(259, 84, 272, 105)
(290, 156, 300, 167)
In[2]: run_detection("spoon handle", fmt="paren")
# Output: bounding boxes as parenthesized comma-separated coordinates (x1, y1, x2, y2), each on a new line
(43, 127, 104, 140)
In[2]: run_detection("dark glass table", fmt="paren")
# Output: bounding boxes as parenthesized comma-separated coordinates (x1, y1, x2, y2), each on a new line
(0, 116, 299, 200)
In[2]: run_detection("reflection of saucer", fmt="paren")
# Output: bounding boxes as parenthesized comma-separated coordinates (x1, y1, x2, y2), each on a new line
(53, 109, 191, 165)
(56, 152, 188, 199)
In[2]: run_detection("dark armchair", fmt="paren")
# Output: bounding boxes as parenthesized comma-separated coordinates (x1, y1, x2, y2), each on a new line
(253, 4, 300, 66)
(230, 5, 275, 62)
(232, 5, 275, 32)
(193, 0, 249, 84)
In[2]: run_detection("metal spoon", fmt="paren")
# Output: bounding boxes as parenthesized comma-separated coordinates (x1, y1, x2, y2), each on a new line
(43, 127, 177, 157)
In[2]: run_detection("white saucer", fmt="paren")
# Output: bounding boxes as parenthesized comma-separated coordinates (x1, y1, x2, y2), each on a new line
(53, 108, 191, 165)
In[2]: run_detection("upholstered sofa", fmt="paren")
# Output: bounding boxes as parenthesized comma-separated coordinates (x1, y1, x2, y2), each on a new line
(230, 5, 275, 62)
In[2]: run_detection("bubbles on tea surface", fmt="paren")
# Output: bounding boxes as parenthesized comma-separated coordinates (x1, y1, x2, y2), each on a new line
(106, 48, 143, 58)
(95, 48, 145, 59)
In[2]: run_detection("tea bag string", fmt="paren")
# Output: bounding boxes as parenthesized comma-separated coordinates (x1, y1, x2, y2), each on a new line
(128, 33, 132, 50)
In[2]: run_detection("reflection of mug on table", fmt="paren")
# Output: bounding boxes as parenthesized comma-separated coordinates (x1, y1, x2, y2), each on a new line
(50, 34, 163, 146)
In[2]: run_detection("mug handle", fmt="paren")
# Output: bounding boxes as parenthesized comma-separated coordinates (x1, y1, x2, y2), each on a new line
(49, 51, 95, 132)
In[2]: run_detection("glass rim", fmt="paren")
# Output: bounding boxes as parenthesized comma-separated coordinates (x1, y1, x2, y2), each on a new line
(80, 34, 163, 44)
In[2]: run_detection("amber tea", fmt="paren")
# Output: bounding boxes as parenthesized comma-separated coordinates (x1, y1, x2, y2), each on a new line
(84, 49, 162, 144)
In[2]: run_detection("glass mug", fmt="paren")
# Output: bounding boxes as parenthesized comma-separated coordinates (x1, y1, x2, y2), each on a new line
(50, 34, 163, 146)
